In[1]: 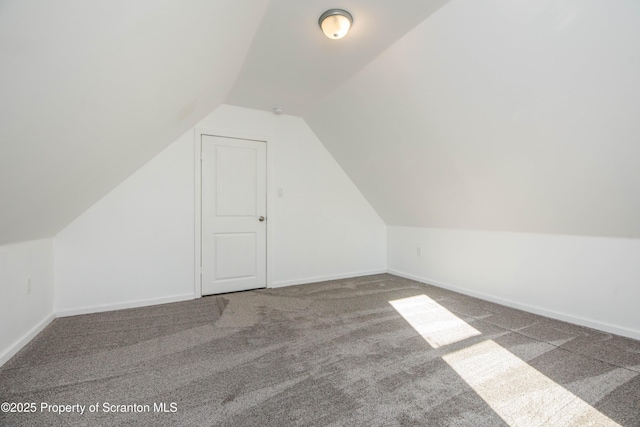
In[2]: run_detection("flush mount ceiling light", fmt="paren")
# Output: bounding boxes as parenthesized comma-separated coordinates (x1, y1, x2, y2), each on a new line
(319, 9, 353, 40)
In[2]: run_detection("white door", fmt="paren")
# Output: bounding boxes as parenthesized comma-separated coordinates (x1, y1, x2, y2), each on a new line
(201, 135, 266, 295)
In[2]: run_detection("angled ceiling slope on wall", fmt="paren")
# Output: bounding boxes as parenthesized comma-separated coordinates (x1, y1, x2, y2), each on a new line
(306, 0, 640, 239)
(0, 0, 268, 245)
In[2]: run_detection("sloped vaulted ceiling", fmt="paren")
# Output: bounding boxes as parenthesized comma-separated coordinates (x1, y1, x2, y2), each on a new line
(226, 0, 450, 116)
(306, 0, 640, 239)
(0, 0, 453, 246)
(3, 0, 639, 244)
(0, 0, 268, 245)
(0, 0, 452, 245)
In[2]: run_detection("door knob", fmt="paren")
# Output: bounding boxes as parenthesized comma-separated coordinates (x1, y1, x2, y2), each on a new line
(259, 216, 265, 222)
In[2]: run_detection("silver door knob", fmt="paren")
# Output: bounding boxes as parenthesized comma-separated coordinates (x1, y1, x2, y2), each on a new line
(259, 216, 265, 222)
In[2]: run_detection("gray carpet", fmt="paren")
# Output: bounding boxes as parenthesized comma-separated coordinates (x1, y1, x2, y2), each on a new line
(1, 274, 639, 426)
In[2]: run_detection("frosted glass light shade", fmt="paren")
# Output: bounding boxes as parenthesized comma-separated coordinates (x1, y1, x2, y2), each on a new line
(319, 9, 353, 40)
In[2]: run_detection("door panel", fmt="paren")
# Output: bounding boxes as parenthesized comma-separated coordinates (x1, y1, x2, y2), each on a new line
(215, 147, 257, 217)
(214, 233, 256, 280)
(201, 135, 266, 295)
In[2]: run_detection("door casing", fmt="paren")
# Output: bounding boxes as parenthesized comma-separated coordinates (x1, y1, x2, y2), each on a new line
(194, 128, 272, 297)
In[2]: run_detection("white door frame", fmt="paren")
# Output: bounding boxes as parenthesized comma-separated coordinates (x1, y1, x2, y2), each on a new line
(194, 127, 272, 298)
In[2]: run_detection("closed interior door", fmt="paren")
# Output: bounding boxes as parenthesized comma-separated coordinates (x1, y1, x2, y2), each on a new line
(201, 135, 266, 295)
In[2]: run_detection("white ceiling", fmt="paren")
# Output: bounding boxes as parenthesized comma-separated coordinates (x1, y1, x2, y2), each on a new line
(227, 0, 450, 116)
(0, 0, 268, 245)
(0, 0, 447, 244)
(2, 0, 639, 244)
(307, 0, 640, 238)
(0, 0, 451, 245)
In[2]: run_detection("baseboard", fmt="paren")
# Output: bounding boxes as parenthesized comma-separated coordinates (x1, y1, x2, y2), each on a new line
(270, 269, 388, 289)
(0, 312, 55, 368)
(388, 269, 640, 341)
(55, 293, 195, 318)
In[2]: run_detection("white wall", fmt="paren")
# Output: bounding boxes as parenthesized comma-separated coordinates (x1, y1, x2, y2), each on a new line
(54, 104, 386, 314)
(307, 0, 640, 239)
(305, 0, 640, 342)
(54, 131, 196, 315)
(0, 239, 55, 366)
(388, 226, 640, 340)
(198, 105, 386, 286)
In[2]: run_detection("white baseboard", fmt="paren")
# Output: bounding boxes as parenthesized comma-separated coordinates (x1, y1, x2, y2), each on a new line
(55, 293, 195, 318)
(270, 269, 388, 289)
(0, 312, 55, 368)
(388, 269, 640, 341)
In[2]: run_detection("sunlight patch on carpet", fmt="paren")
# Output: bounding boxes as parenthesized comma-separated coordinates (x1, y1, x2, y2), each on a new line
(443, 340, 621, 426)
(389, 294, 480, 348)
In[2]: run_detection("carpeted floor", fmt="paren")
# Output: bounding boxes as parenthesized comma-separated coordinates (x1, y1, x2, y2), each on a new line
(1, 274, 639, 426)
